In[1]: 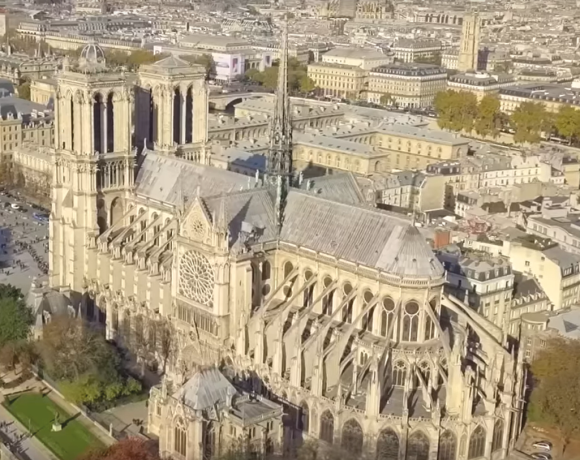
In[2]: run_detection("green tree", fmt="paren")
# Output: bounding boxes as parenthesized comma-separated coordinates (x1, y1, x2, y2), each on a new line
(434, 90, 478, 132)
(529, 337, 580, 453)
(0, 293, 33, 349)
(554, 105, 580, 143)
(38, 316, 121, 382)
(474, 95, 502, 138)
(244, 68, 262, 83)
(413, 52, 442, 66)
(17, 81, 30, 100)
(510, 101, 550, 144)
(298, 75, 316, 93)
(180, 54, 216, 79)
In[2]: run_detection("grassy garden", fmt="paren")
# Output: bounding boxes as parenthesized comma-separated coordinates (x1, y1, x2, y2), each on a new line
(4, 392, 104, 460)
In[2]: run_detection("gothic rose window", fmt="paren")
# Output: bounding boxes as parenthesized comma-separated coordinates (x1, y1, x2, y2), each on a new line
(179, 250, 215, 306)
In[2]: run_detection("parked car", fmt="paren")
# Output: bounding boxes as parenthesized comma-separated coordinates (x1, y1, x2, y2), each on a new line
(10, 203, 20, 210)
(531, 453, 552, 460)
(532, 441, 552, 451)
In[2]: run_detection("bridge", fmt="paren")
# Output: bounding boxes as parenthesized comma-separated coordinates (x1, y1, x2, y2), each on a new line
(209, 90, 273, 111)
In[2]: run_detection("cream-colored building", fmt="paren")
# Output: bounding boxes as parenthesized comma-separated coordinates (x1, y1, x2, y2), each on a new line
(391, 39, 442, 64)
(307, 63, 368, 100)
(321, 47, 393, 70)
(367, 63, 447, 108)
(447, 72, 515, 101)
(44, 40, 526, 460)
(30, 78, 57, 105)
(499, 81, 580, 115)
(508, 236, 580, 311)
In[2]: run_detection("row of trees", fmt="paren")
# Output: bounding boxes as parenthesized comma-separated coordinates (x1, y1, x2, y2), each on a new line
(245, 57, 316, 94)
(434, 89, 580, 144)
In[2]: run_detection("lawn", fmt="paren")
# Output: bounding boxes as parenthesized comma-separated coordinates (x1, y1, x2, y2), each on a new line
(4, 392, 104, 460)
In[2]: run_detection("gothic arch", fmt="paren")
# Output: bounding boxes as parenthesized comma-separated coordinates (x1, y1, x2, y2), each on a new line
(319, 410, 334, 444)
(110, 197, 124, 227)
(468, 425, 486, 459)
(376, 428, 399, 460)
(407, 430, 429, 460)
(381, 297, 395, 337)
(341, 419, 363, 455)
(298, 400, 309, 433)
(438, 429, 457, 460)
(401, 300, 420, 342)
(492, 419, 504, 452)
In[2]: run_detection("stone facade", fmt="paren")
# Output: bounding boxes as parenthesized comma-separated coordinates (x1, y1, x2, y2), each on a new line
(48, 42, 526, 460)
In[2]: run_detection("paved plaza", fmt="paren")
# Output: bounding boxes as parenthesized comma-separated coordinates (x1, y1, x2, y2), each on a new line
(0, 193, 49, 295)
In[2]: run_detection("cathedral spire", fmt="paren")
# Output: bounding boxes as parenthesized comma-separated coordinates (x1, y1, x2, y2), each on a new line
(267, 13, 292, 180)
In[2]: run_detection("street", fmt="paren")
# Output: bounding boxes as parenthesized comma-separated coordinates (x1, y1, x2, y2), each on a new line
(0, 192, 49, 295)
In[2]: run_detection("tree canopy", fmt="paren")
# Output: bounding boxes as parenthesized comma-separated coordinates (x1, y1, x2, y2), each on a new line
(474, 95, 503, 138)
(81, 438, 160, 460)
(244, 57, 314, 93)
(180, 54, 216, 79)
(433, 90, 478, 132)
(529, 337, 580, 450)
(37, 317, 141, 406)
(0, 284, 32, 348)
(510, 101, 551, 144)
(554, 106, 580, 143)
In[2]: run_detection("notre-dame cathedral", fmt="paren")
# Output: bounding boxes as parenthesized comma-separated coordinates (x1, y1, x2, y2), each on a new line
(45, 22, 525, 460)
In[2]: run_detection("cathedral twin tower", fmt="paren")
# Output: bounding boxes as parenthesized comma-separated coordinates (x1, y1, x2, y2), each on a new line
(50, 43, 208, 290)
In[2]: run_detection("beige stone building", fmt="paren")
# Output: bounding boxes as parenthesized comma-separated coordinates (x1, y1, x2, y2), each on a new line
(391, 39, 442, 64)
(307, 63, 368, 100)
(321, 47, 393, 70)
(499, 81, 580, 115)
(367, 63, 447, 108)
(30, 78, 57, 105)
(44, 38, 526, 460)
(447, 72, 515, 102)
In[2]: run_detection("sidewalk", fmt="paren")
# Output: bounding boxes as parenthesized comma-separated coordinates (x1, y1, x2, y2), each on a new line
(0, 403, 56, 460)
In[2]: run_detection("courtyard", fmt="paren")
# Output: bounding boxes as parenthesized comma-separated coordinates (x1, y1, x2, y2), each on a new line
(4, 392, 104, 460)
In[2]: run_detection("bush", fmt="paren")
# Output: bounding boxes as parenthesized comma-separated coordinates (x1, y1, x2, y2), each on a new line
(124, 377, 141, 395)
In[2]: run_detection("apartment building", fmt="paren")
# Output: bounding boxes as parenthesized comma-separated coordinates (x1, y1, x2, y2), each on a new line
(307, 63, 368, 100)
(508, 236, 580, 310)
(526, 211, 580, 256)
(366, 63, 447, 108)
(447, 72, 515, 101)
(391, 39, 442, 63)
(437, 250, 514, 328)
(499, 81, 580, 114)
(320, 47, 393, 70)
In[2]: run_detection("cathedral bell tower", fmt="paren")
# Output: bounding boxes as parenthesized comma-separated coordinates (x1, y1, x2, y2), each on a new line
(50, 43, 134, 292)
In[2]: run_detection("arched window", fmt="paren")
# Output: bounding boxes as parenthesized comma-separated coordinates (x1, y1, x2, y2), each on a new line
(303, 270, 314, 307)
(425, 298, 438, 340)
(407, 431, 430, 460)
(322, 277, 334, 315)
(381, 298, 395, 337)
(342, 283, 353, 323)
(419, 361, 431, 386)
(299, 401, 309, 433)
(492, 420, 504, 453)
(392, 360, 406, 387)
(262, 261, 271, 281)
(174, 420, 187, 457)
(320, 411, 334, 444)
(468, 426, 486, 459)
(362, 291, 374, 332)
(341, 419, 363, 455)
(376, 428, 399, 460)
(402, 301, 419, 342)
(438, 430, 457, 460)
(284, 261, 294, 279)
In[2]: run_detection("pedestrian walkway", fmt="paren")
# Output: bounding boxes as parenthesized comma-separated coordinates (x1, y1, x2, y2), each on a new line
(0, 403, 55, 460)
